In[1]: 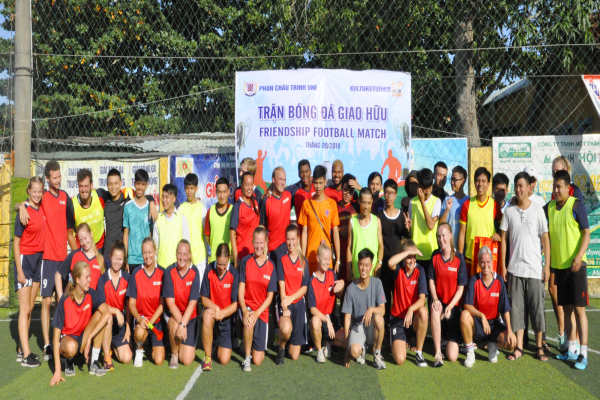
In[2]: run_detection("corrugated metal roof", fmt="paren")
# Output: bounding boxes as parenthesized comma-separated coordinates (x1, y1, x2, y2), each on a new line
(483, 79, 531, 106)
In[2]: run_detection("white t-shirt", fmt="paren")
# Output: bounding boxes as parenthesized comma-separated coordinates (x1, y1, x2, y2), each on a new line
(408, 195, 441, 220)
(499, 202, 548, 279)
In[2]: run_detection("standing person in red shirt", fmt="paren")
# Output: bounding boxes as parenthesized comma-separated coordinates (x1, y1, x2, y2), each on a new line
(260, 166, 292, 264)
(97, 241, 132, 370)
(128, 238, 165, 367)
(201, 244, 239, 370)
(429, 223, 468, 367)
(234, 158, 263, 204)
(288, 159, 316, 223)
(337, 174, 359, 285)
(387, 240, 429, 367)
(239, 227, 277, 372)
(230, 172, 260, 268)
(13, 177, 46, 367)
(50, 262, 112, 385)
(324, 160, 344, 203)
(275, 225, 309, 365)
(163, 240, 201, 368)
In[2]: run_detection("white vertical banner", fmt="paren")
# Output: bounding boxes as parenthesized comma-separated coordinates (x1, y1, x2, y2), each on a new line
(582, 75, 600, 118)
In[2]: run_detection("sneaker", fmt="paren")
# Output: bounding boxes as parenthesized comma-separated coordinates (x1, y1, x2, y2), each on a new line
(316, 349, 326, 364)
(556, 349, 578, 361)
(43, 344, 53, 362)
(103, 358, 115, 372)
(134, 349, 144, 368)
(169, 354, 179, 369)
(574, 354, 588, 370)
(557, 333, 568, 352)
(276, 347, 285, 366)
(434, 351, 444, 368)
(21, 354, 41, 368)
(203, 357, 212, 371)
(488, 342, 499, 363)
(415, 353, 428, 368)
(460, 344, 477, 354)
(373, 354, 386, 370)
(242, 356, 252, 372)
(324, 341, 332, 359)
(89, 360, 106, 377)
(464, 350, 476, 368)
(65, 358, 76, 377)
(16, 351, 23, 362)
(356, 348, 366, 365)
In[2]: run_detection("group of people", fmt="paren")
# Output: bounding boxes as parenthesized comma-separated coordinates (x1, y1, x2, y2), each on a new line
(11, 154, 591, 386)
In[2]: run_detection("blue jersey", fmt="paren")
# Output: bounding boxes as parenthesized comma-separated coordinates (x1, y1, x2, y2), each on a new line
(440, 195, 468, 247)
(123, 199, 151, 265)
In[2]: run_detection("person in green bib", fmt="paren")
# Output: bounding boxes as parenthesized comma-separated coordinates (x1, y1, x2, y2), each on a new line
(179, 173, 208, 278)
(204, 177, 233, 263)
(347, 188, 383, 281)
(153, 184, 190, 269)
(544, 170, 590, 370)
(407, 168, 441, 271)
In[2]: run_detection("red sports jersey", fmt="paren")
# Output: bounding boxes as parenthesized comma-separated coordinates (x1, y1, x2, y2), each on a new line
(234, 186, 263, 203)
(230, 198, 260, 260)
(429, 251, 468, 304)
(97, 270, 130, 312)
(163, 264, 200, 319)
(41, 190, 73, 261)
(291, 184, 315, 221)
(52, 288, 105, 336)
(58, 249, 107, 290)
(465, 272, 510, 321)
(127, 266, 164, 322)
(239, 255, 277, 322)
(391, 265, 428, 319)
(277, 254, 309, 304)
(307, 269, 338, 315)
(14, 205, 46, 255)
(260, 191, 292, 251)
(200, 262, 239, 310)
(325, 186, 343, 203)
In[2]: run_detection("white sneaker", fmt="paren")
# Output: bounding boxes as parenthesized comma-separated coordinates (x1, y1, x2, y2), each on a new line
(356, 348, 366, 365)
(488, 342, 498, 363)
(464, 350, 476, 368)
(316, 349, 326, 364)
(324, 341, 332, 359)
(373, 354, 386, 370)
(242, 356, 252, 372)
(134, 349, 144, 368)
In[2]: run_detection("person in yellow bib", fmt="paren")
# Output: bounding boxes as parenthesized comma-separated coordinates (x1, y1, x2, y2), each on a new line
(458, 167, 502, 278)
(347, 188, 383, 281)
(179, 173, 208, 281)
(204, 177, 233, 263)
(544, 170, 590, 370)
(70, 169, 107, 252)
(153, 184, 190, 269)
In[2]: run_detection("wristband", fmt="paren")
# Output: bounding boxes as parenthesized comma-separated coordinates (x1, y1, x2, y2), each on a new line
(180, 322, 186, 328)
(378, 260, 383, 265)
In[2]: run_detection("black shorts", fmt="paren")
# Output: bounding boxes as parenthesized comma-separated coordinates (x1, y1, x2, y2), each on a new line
(41, 259, 62, 297)
(13, 252, 43, 292)
(320, 314, 341, 340)
(277, 297, 308, 346)
(440, 303, 463, 344)
(240, 308, 269, 352)
(111, 314, 129, 348)
(61, 333, 84, 352)
(473, 317, 507, 344)
(389, 316, 416, 343)
(181, 317, 199, 347)
(216, 316, 235, 350)
(554, 264, 589, 308)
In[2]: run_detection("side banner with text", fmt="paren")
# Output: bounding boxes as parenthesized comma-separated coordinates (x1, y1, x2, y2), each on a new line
(493, 136, 600, 277)
(235, 69, 411, 189)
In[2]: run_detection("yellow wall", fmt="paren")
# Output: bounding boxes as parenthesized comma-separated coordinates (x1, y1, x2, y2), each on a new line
(469, 147, 493, 197)
(0, 162, 12, 303)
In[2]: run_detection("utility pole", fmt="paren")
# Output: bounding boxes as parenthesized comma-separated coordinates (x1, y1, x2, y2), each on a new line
(13, 0, 32, 178)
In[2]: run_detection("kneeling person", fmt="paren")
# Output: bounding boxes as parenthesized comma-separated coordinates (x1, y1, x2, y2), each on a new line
(461, 246, 516, 368)
(342, 249, 386, 370)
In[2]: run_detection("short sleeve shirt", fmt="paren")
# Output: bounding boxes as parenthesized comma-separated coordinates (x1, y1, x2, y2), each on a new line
(123, 199, 151, 265)
(52, 289, 105, 336)
(127, 265, 164, 322)
(163, 264, 201, 319)
(465, 272, 510, 321)
(239, 255, 277, 322)
(307, 269, 338, 316)
(341, 277, 386, 326)
(297, 197, 340, 265)
(200, 262, 239, 310)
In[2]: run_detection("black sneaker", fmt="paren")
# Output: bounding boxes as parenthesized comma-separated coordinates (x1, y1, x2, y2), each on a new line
(65, 358, 76, 377)
(276, 347, 285, 365)
(21, 354, 41, 368)
(415, 353, 428, 368)
(43, 344, 53, 362)
(89, 360, 106, 377)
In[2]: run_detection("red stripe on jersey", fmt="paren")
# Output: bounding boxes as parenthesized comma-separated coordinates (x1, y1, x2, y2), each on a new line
(280, 255, 305, 304)
(207, 269, 236, 310)
(132, 267, 164, 322)
(293, 185, 315, 220)
(234, 200, 260, 260)
(244, 257, 275, 322)
(99, 271, 129, 311)
(309, 269, 336, 315)
(19, 206, 46, 255)
(167, 266, 199, 319)
(392, 267, 423, 319)
(263, 192, 292, 251)
(61, 293, 94, 336)
(42, 190, 68, 260)
(473, 277, 503, 320)
(431, 253, 462, 304)
(69, 250, 103, 290)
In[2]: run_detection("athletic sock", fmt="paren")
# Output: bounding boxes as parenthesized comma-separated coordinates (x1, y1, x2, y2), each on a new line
(416, 350, 423, 358)
(374, 349, 381, 357)
(568, 341, 578, 353)
(91, 347, 100, 364)
(136, 341, 143, 349)
(466, 342, 475, 351)
(580, 345, 588, 358)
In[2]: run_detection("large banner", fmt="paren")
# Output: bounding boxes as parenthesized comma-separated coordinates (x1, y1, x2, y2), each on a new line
(410, 138, 469, 196)
(582, 75, 600, 118)
(493, 135, 600, 277)
(33, 159, 161, 204)
(235, 69, 411, 189)
(169, 153, 237, 214)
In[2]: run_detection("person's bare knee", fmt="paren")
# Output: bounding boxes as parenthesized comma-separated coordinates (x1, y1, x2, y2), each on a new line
(350, 344, 363, 359)
(252, 351, 265, 365)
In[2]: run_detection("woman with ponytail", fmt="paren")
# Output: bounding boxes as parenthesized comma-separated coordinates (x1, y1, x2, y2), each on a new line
(275, 224, 309, 365)
(50, 261, 112, 385)
(230, 172, 260, 268)
(56, 223, 110, 298)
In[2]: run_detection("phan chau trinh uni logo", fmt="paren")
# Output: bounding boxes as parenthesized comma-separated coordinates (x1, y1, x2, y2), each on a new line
(498, 142, 532, 159)
(244, 81, 258, 96)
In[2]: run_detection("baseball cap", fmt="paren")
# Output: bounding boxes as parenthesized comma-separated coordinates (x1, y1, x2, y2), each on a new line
(523, 165, 539, 181)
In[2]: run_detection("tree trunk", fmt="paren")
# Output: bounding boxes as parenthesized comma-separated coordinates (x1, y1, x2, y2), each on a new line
(454, 14, 480, 147)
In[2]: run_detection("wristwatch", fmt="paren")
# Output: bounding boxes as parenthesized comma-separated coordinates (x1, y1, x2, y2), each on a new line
(180, 322, 186, 328)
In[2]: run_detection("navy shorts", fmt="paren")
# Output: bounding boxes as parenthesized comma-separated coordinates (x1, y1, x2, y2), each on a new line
(111, 314, 129, 348)
(320, 314, 341, 339)
(389, 316, 415, 344)
(440, 303, 463, 344)
(473, 317, 507, 344)
(41, 259, 62, 297)
(216, 316, 235, 350)
(181, 317, 199, 347)
(277, 297, 308, 346)
(13, 252, 43, 291)
(61, 333, 84, 352)
(135, 319, 165, 348)
(241, 308, 269, 352)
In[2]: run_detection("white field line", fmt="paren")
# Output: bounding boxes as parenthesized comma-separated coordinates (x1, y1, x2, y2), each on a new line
(176, 364, 203, 400)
